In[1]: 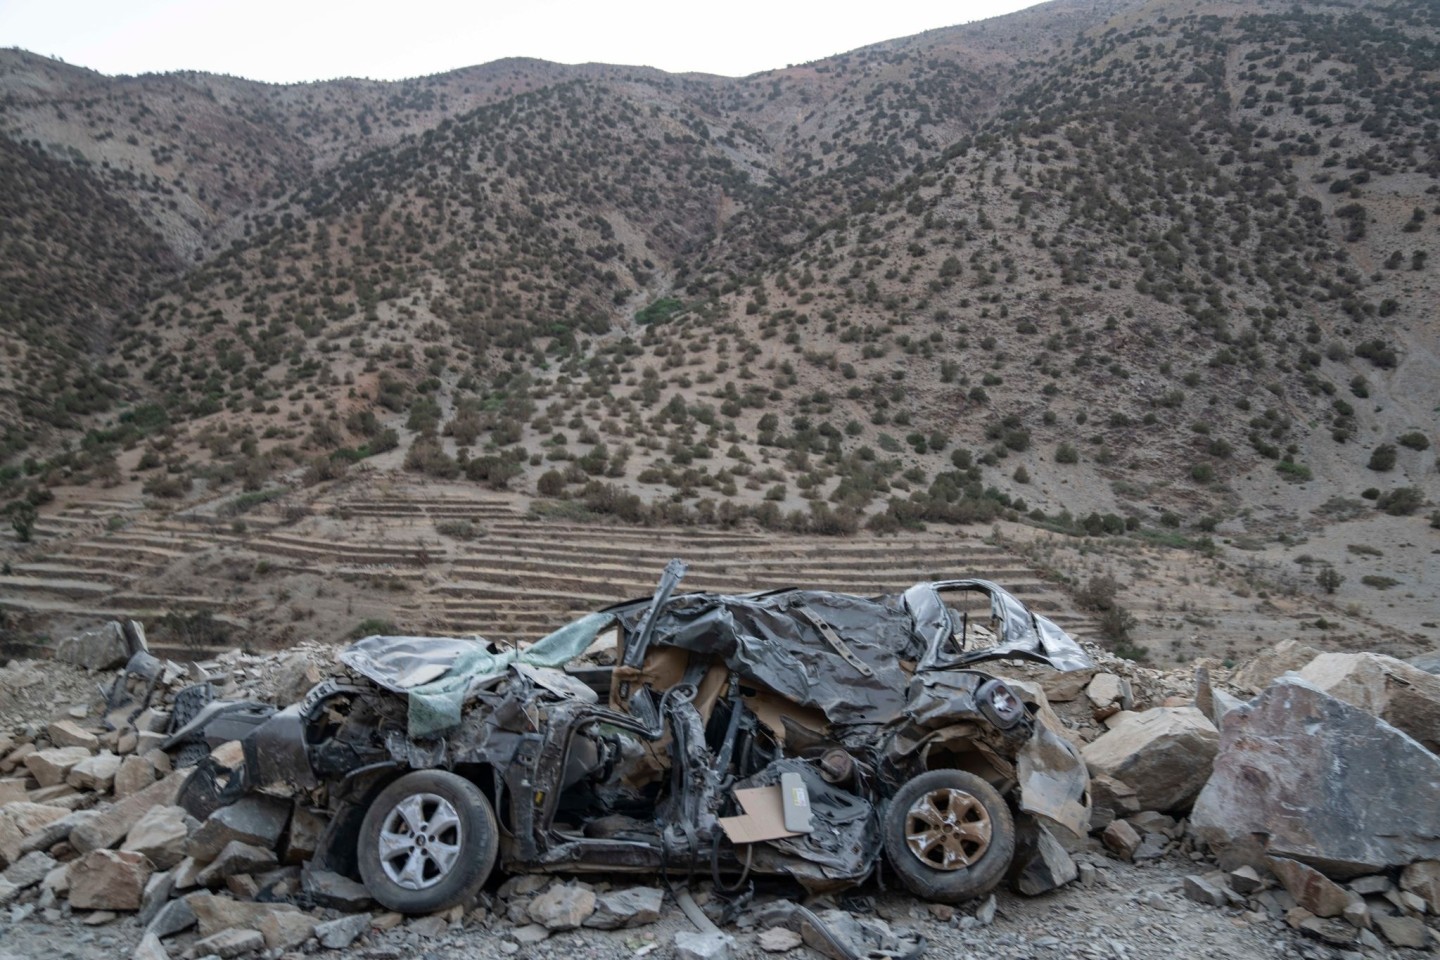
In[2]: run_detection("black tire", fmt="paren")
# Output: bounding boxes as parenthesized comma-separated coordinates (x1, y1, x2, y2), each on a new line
(882, 769, 1015, 904)
(357, 770, 498, 914)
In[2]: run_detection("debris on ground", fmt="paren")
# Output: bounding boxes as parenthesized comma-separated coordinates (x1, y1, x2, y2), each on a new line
(1, 600, 1437, 960)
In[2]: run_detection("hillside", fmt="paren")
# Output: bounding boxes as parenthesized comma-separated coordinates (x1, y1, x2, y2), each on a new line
(0, 0, 1436, 660)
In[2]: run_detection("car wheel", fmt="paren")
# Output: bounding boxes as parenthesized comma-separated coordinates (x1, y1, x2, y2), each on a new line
(882, 769, 1015, 904)
(357, 770, 498, 914)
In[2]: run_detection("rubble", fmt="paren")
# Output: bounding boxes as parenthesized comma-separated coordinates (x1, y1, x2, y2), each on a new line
(6, 606, 1440, 960)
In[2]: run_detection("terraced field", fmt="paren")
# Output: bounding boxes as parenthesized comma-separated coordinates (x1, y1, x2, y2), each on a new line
(0, 484, 1096, 659)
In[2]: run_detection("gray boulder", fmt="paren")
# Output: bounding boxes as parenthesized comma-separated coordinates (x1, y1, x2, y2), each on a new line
(53, 622, 129, 671)
(1191, 677, 1440, 878)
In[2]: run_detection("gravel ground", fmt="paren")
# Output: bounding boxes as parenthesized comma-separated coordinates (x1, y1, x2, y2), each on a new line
(0, 851, 1350, 960)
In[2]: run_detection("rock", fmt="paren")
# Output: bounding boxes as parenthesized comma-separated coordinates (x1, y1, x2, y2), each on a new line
(1349, 874, 1393, 896)
(976, 894, 997, 925)
(69, 849, 154, 910)
(1184, 874, 1228, 907)
(67, 751, 122, 792)
(188, 891, 303, 936)
(584, 886, 664, 929)
(1408, 651, 1440, 675)
(144, 896, 197, 939)
(1086, 673, 1132, 710)
(171, 856, 204, 892)
(272, 655, 324, 706)
(1102, 819, 1141, 861)
(24, 746, 93, 788)
(1087, 773, 1139, 832)
(758, 927, 803, 952)
(529, 882, 596, 930)
(46, 720, 99, 752)
(137, 869, 176, 926)
(113, 756, 157, 800)
(54, 622, 129, 671)
(1040, 668, 1096, 703)
(192, 928, 264, 959)
(25, 809, 98, 858)
(1388, 888, 1426, 915)
(511, 923, 550, 944)
(1298, 652, 1440, 752)
(1127, 810, 1178, 835)
(1342, 896, 1370, 930)
(132, 932, 168, 960)
(1228, 865, 1265, 895)
(1132, 832, 1168, 861)
(0, 802, 68, 865)
(315, 913, 371, 949)
(187, 795, 290, 862)
(123, 805, 193, 871)
(259, 910, 317, 951)
(675, 930, 736, 960)
(1, 851, 57, 892)
(0, 779, 26, 805)
(224, 874, 258, 900)
(1268, 856, 1351, 918)
(1012, 821, 1078, 895)
(71, 769, 191, 854)
(1400, 860, 1440, 913)
(1232, 638, 1321, 694)
(301, 866, 372, 911)
(1081, 706, 1218, 813)
(282, 804, 324, 864)
(497, 873, 549, 899)
(195, 840, 277, 886)
(1373, 913, 1430, 948)
(1191, 677, 1440, 878)
(1297, 914, 1360, 946)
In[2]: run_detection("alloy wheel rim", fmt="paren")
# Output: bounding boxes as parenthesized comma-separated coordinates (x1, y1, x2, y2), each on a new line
(903, 787, 992, 870)
(377, 792, 463, 890)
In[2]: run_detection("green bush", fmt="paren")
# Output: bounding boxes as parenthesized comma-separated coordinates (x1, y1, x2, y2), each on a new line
(1375, 486, 1424, 516)
(1397, 431, 1430, 452)
(1367, 444, 1397, 472)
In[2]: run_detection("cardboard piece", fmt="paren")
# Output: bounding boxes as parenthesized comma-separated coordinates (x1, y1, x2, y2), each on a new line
(718, 786, 806, 844)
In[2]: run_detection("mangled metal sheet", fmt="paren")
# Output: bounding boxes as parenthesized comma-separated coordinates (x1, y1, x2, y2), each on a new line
(904, 579, 1092, 673)
(341, 611, 611, 736)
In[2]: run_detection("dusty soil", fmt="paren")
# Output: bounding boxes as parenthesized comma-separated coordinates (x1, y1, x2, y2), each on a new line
(0, 852, 1320, 960)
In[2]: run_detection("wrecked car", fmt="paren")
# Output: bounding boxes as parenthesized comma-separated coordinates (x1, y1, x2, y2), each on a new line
(167, 561, 1092, 914)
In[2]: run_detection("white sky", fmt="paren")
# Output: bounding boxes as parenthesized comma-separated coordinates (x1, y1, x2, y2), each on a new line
(1, 0, 1044, 83)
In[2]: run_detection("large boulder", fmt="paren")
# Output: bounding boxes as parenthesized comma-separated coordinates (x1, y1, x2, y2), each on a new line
(53, 621, 129, 671)
(1297, 652, 1440, 754)
(1191, 677, 1440, 878)
(1080, 706, 1218, 813)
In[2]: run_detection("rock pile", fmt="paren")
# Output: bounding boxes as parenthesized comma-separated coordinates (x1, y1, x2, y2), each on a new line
(1, 620, 1437, 958)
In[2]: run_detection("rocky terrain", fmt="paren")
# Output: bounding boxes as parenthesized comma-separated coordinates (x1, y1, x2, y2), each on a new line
(0, 619, 1438, 960)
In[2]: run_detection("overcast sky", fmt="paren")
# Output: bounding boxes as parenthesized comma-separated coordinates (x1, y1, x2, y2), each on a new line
(2, 0, 1044, 83)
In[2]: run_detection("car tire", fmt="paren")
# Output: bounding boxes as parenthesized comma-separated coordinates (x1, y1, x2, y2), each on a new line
(357, 770, 498, 914)
(882, 769, 1015, 904)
